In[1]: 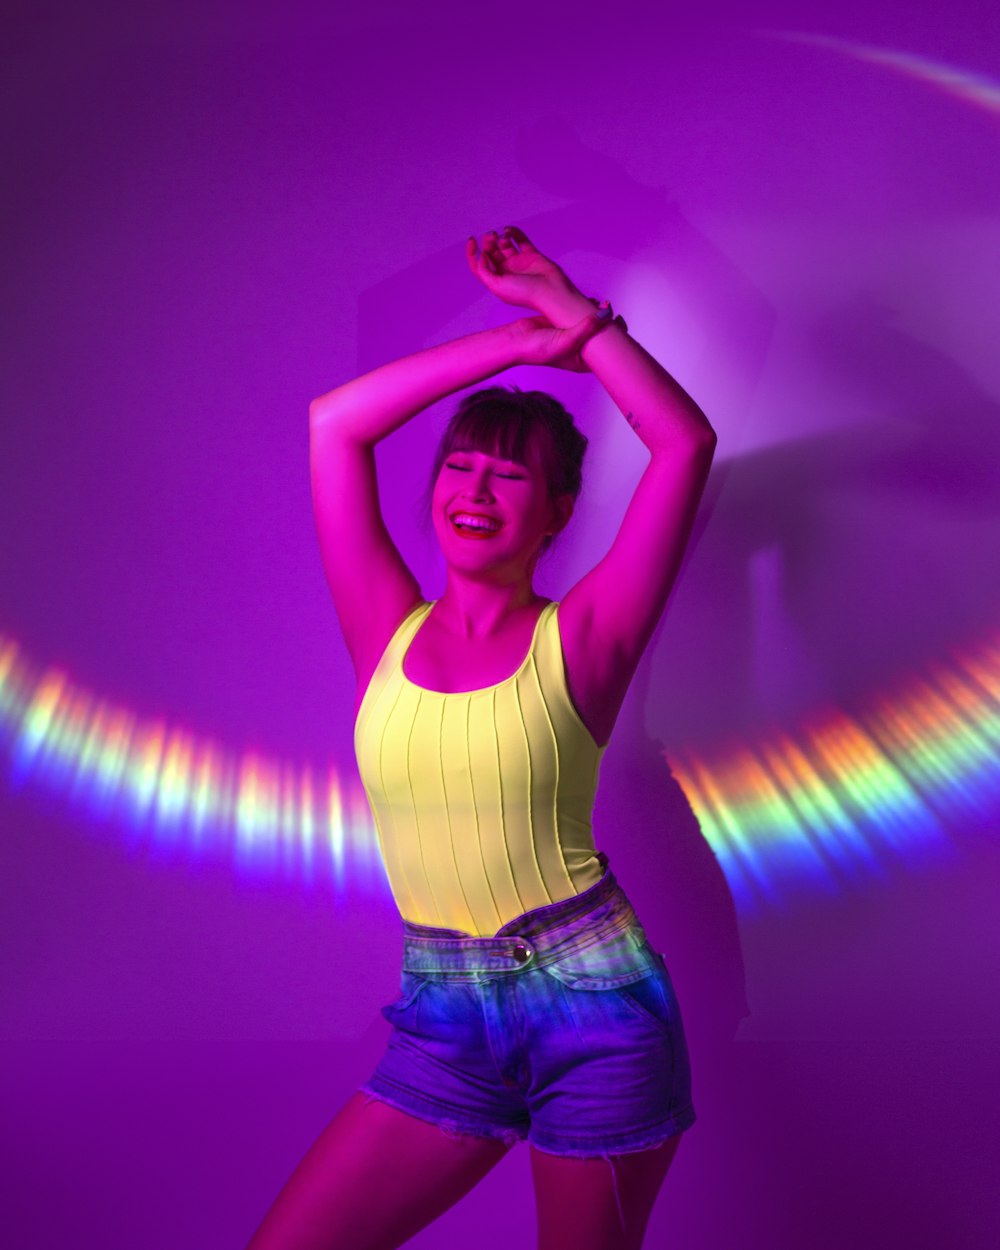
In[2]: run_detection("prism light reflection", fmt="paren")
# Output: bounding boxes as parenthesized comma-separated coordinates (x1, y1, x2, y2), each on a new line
(3, 629, 997, 913)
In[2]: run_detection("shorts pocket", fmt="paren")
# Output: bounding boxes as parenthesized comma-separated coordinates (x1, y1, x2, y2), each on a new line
(614, 963, 677, 1036)
(540, 925, 658, 991)
(381, 970, 430, 1019)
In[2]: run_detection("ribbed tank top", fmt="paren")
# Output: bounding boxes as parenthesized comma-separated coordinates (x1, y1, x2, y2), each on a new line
(354, 599, 608, 936)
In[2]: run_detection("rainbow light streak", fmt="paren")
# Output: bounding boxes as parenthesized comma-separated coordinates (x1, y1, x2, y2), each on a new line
(761, 31, 1000, 118)
(671, 630, 1000, 914)
(0, 635, 383, 890)
(1, 630, 998, 912)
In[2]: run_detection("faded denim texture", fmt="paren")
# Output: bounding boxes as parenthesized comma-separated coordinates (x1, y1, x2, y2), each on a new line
(360, 853, 696, 1156)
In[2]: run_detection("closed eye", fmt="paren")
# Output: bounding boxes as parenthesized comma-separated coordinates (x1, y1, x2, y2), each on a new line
(445, 462, 524, 479)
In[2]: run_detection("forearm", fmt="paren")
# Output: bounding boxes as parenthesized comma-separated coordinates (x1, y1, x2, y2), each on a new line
(542, 290, 717, 458)
(309, 323, 520, 446)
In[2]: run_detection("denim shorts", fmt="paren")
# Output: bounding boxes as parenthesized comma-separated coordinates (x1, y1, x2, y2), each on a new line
(359, 852, 696, 1157)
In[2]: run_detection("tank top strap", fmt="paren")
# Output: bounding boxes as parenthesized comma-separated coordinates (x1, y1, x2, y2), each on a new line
(382, 600, 434, 678)
(355, 600, 433, 735)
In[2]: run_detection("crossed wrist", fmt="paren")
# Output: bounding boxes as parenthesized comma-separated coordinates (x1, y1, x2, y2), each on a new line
(536, 284, 595, 328)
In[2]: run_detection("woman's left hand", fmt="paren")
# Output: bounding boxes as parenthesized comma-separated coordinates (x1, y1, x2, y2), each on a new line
(467, 226, 582, 314)
(507, 308, 613, 372)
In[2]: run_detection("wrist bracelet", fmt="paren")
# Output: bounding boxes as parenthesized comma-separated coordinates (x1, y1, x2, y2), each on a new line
(592, 297, 626, 332)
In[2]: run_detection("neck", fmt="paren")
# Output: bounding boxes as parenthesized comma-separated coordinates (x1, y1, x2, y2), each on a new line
(434, 573, 544, 639)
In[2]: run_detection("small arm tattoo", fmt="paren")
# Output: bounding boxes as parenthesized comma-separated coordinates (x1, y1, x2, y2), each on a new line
(625, 411, 641, 431)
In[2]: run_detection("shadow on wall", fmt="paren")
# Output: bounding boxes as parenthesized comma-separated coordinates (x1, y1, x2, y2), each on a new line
(666, 290, 1000, 747)
(595, 667, 752, 1059)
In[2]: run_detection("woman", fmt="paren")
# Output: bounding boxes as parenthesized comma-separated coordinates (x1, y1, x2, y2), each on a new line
(246, 226, 717, 1250)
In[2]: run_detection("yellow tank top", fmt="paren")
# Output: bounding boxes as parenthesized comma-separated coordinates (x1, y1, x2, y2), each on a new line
(354, 599, 608, 936)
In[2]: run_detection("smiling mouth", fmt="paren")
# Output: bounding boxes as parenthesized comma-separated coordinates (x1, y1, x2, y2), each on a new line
(450, 514, 504, 538)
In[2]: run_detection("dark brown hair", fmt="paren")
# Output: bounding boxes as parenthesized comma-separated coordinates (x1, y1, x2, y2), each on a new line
(417, 385, 589, 558)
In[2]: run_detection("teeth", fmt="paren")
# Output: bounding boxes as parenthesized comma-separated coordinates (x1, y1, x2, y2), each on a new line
(452, 514, 501, 532)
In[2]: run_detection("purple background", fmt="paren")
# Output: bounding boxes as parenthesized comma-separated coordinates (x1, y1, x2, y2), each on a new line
(3, 1, 999, 1246)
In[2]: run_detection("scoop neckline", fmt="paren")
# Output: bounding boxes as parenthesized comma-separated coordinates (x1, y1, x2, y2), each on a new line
(400, 599, 554, 696)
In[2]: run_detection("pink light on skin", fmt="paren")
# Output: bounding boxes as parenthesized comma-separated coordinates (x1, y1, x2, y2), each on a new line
(431, 447, 564, 568)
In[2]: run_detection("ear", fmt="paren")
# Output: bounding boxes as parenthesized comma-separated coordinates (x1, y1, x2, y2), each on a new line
(548, 493, 575, 536)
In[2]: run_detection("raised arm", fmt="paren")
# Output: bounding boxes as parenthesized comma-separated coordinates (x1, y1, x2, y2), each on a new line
(470, 227, 718, 683)
(559, 295, 717, 674)
(309, 324, 518, 684)
(309, 301, 609, 688)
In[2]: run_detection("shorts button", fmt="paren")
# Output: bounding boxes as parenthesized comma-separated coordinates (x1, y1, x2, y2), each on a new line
(511, 943, 531, 963)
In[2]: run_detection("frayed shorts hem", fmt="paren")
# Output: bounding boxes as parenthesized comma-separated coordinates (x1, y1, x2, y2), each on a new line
(359, 1077, 697, 1158)
(528, 1104, 697, 1158)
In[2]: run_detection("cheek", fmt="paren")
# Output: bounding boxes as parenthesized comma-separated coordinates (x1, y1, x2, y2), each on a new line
(431, 478, 449, 513)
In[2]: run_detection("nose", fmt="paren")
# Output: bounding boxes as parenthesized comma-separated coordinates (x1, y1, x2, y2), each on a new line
(463, 467, 495, 500)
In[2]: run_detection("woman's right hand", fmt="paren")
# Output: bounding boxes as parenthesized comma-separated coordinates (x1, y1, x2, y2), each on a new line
(506, 308, 615, 372)
(467, 226, 584, 315)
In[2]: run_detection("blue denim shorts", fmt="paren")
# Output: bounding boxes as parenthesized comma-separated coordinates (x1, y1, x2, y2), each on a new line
(359, 853, 696, 1157)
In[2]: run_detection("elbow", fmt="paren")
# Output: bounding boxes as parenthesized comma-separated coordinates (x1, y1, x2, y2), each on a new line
(673, 426, 717, 469)
(686, 424, 718, 457)
(693, 401, 717, 448)
(677, 397, 716, 454)
(309, 395, 369, 449)
(692, 414, 718, 455)
(698, 421, 717, 445)
(309, 395, 343, 432)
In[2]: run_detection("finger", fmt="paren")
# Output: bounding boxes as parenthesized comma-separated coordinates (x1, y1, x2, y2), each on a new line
(473, 233, 499, 276)
(496, 228, 518, 256)
(502, 225, 538, 253)
(481, 229, 505, 268)
(468, 235, 500, 280)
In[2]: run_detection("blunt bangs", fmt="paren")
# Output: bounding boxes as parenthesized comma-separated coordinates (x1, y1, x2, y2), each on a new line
(443, 403, 539, 470)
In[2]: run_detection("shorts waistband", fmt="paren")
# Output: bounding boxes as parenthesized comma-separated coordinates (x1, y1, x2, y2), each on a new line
(398, 852, 644, 977)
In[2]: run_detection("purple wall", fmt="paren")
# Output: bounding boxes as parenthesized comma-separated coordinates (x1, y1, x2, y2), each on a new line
(2, 2, 998, 1247)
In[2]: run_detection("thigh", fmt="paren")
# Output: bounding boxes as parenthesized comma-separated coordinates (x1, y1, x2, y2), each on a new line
(530, 1134, 682, 1250)
(243, 1090, 514, 1250)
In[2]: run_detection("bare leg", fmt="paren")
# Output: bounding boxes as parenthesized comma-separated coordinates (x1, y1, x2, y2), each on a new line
(244, 1090, 515, 1250)
(531, 1133, 683, 1250)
